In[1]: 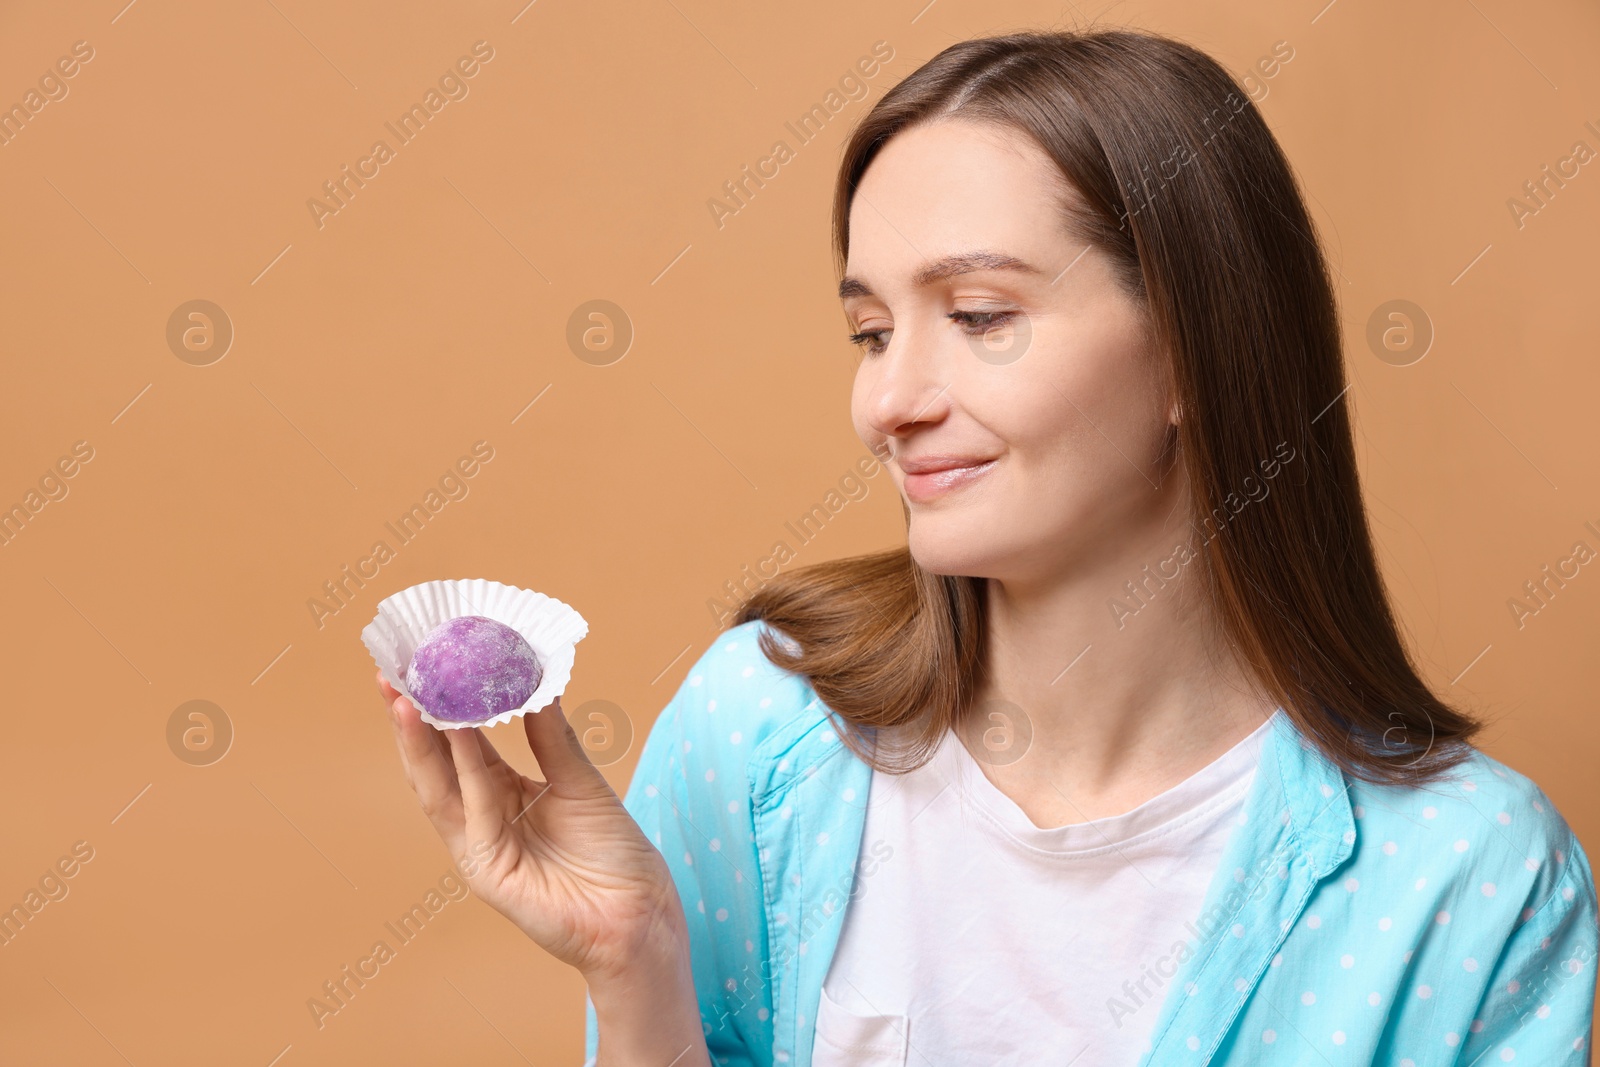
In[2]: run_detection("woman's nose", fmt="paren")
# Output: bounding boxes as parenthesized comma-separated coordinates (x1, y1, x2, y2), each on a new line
(861, 326, 955, 439)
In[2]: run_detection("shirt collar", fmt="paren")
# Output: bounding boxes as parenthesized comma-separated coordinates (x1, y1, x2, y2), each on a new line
(1263, 707, 1357, 878)
(752, 702, 1353, 865)
(1136, 709, 1355, 1063)
(747, 700, 1355, 1067)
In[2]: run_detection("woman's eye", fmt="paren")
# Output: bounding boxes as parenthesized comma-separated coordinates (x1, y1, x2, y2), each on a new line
(848, 312, 1016, 357)
(949, 310, 1015, 333)
(848, 329, 891, 357)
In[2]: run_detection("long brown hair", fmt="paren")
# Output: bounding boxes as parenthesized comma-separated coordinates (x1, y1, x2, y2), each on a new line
(733, 28, 1479, 785)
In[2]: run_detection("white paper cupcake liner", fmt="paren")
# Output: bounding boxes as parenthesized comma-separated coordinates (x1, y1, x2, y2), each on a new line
(361, 578, 588, 730)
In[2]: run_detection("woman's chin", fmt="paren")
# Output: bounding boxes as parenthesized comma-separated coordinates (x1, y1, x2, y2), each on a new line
(907, 529, 1004, 579)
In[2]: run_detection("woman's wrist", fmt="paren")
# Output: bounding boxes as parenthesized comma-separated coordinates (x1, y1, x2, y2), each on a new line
(586, 918, 710, 1067)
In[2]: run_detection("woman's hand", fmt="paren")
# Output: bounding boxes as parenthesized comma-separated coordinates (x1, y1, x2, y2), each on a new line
(377, 670, 689, 985)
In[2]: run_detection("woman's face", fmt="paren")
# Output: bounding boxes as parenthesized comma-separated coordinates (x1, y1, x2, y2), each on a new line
(843, 117, 1183, 583)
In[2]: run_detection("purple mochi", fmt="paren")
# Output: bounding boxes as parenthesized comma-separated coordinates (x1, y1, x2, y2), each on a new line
(405, 615, 542, 723)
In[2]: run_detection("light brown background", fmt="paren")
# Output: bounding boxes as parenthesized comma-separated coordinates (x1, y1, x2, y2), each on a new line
(2, 0, 1596, 1063)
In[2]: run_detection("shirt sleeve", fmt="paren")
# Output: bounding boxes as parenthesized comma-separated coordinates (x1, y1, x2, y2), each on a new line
(1454, 833, 1598, 1066)
(584, 670, 759, 1066)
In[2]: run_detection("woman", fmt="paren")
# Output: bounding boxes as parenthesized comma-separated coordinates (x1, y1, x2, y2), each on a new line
(377, 28, 1598, 1066)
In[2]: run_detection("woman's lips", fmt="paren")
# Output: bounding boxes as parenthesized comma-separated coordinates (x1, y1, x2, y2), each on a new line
(902, 458, 998, 503)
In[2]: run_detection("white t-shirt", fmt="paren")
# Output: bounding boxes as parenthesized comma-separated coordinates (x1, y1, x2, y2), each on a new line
(812, 710, 1277, 1066)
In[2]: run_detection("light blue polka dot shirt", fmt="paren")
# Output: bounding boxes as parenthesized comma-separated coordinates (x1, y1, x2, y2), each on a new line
(584, 620, 1598, 1065)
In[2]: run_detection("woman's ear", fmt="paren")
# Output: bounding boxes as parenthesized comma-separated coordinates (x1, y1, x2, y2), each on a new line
(1168, 395, 1183, 426)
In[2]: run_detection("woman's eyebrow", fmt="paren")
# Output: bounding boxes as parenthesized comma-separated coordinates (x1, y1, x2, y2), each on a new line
(837, 250, 1046, 299)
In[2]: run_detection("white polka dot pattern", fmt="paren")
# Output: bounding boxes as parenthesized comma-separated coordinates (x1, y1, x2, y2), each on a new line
(583, 620, 1600, 1067)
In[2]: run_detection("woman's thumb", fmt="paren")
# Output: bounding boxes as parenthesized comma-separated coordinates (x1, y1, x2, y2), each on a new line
(523, 696, 615, 797)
